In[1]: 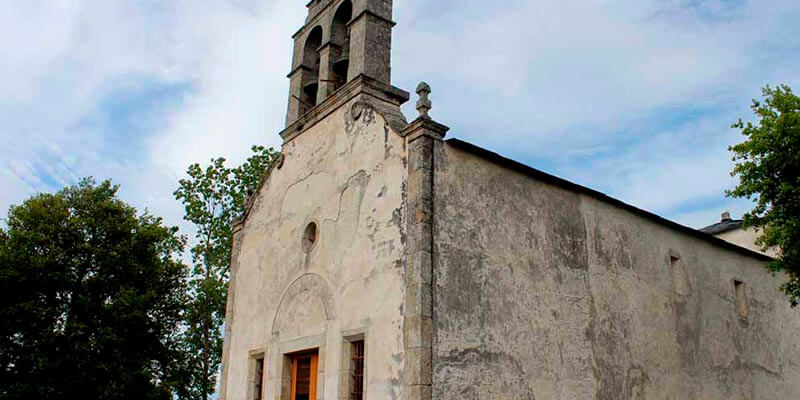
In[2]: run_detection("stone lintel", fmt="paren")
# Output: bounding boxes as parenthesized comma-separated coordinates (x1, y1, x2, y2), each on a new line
(318, 40, 342, 52)
(401, 117, 450, 143)
(280, 74, 409, 143)
(347, 8, 397, 28)
(286, 64, 313, 79)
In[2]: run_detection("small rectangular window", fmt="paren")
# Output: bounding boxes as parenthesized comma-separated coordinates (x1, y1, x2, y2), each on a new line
(254, 357, 265, 400)
(350, 340, 365, 400)
(669, 255, 688, 296)
(734, 280, 748, 318)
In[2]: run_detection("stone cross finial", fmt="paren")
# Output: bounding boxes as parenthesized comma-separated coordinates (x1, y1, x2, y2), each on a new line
(416, 82, 432, 119)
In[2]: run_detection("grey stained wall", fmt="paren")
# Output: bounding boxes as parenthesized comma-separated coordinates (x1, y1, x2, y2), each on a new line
(431, 142, 800, 400)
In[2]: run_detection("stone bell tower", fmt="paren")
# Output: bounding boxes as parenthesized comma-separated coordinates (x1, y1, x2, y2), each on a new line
(284, 0, 406, 132)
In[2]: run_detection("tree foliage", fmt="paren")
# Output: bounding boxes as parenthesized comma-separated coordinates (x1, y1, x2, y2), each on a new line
(0, 178, 189, 400)
(729, 84, 800, 306)
(173, 145, 279, 399)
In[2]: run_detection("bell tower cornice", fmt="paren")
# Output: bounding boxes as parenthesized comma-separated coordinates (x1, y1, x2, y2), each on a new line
(279, 74, 409, 144)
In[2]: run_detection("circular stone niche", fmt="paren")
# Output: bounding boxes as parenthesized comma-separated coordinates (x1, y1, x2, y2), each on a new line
(302, 222, 318, 252)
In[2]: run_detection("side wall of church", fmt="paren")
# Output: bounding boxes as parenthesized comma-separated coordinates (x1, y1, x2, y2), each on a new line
(223, 99, 408, 400)
(431, 143, 800, 400)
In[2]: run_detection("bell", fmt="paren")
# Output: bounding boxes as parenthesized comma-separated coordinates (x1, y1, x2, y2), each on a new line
(335, 44, 350, 65)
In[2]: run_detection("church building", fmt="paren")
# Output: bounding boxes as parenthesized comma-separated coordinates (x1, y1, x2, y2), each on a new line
(219, 1, 800, 399)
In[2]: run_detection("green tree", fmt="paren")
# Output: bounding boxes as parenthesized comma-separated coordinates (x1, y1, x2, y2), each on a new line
(174, 145, 279, 399)
(728, 84, 800, 306)
(0, 178, 189, 400)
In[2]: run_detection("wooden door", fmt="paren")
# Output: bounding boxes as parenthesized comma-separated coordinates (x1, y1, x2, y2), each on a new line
(290, 352, 318, 400)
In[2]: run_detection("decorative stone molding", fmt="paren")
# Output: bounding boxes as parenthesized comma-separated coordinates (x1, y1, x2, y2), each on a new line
(401, 83, 449, 400)
(402, 83, 449, 143)
(345, 101, 377, 132)
(415, 82, 431, 119)
(271, 273, 337, 336)
(280, 74, 409, 144)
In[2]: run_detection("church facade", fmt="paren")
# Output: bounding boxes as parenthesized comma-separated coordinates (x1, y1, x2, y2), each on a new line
(219, 1, 800, 399)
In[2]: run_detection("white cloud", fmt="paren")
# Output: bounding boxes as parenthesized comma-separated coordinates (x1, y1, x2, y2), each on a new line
(147, 0, 302, 176)
(1, 0, 798, 234)
(394, 0, 796, 141)
(0, 0, 304, 228)
(392, 0, 798, 220)
(0, 1, 80, 102)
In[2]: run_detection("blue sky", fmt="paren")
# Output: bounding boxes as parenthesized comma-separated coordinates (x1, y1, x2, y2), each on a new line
(1, 0, 799, 232)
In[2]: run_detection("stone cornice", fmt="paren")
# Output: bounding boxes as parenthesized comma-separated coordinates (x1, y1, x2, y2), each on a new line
(280, 74, 409, 144)
(347, 9, 396, 28)
(286, 64, 313, 79)
(401, 117, 450, 143)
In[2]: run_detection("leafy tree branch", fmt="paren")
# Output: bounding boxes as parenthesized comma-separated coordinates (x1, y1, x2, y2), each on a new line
(173, 145, 279, 399)
(728, 84, 800, 306)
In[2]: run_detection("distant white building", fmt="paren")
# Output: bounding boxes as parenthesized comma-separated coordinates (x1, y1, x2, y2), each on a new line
(700, 212, 778, 258)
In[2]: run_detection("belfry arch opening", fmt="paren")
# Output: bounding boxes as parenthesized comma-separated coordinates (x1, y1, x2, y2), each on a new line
(301, 26, 323, 114)
(331, 0, 352, 91)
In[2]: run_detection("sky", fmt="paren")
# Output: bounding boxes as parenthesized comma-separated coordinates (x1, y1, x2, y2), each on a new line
(1, 0, 799, 233)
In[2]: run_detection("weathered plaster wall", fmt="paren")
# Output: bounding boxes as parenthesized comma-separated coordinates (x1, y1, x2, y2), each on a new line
(223, 99, 407, 400)
(432, 143, 800, 400)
